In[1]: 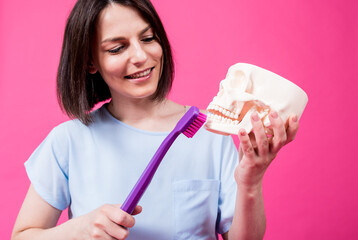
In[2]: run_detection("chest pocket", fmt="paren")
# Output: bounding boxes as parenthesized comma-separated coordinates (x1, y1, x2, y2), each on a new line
(172, 179, 220, 240)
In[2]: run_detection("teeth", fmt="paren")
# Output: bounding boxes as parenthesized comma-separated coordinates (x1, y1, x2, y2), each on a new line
(127, 68, 151, 79)
(206, 103, 242, 125)
(207, 113, 240, 126)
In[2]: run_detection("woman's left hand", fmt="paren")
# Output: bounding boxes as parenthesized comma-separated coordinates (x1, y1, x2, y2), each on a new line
(235, 111, 299, 188)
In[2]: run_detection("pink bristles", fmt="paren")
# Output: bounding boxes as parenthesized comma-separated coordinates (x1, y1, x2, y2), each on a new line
(183, 112, 207, 138)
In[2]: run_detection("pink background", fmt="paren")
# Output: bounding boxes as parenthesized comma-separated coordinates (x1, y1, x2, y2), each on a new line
(1, 0, 357, 239)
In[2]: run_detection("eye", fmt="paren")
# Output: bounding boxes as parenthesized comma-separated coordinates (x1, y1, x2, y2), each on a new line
(142, 36, 155, 43)
(108, 45, 124, 54)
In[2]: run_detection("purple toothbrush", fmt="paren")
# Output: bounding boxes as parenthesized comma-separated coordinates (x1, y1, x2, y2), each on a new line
(120, 106, 207, 214)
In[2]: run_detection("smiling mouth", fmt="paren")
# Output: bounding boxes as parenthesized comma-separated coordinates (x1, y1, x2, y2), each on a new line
(125, 67, 154, 79)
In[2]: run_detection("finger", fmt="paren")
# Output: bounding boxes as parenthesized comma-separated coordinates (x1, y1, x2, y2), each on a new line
(131, 205, 142, 216)
(98, 215, 129, 240)
(286, 114, 299, 143)
(105, 205, 136, 228)
(90, 227, 114, 240)
(248, 132, 258, 149)
(251, 112, 269, 156)
(269, 111, 287, 153)
(238, 129, 256, 159)
(105, 221, 130, 240)
(238, 144, 247, 161)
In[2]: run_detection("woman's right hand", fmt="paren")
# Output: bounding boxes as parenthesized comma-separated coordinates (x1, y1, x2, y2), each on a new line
(12, 185, 142, 240)
(74, 204, 142, 240)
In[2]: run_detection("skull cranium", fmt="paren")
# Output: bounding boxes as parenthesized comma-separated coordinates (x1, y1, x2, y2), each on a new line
(205, 63, 308, 135)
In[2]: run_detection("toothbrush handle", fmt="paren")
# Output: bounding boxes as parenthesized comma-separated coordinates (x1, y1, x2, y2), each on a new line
(120, 131, 179, 214)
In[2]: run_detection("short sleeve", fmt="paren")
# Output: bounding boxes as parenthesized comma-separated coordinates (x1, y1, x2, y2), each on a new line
(216, 135, 239, 234)
(24, 126, 71, 211)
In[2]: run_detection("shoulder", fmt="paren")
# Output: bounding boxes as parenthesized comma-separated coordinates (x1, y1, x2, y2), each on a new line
(47, 107, 104, 143)
(54, 104, 108, 131)
(50, 118, 85, 138)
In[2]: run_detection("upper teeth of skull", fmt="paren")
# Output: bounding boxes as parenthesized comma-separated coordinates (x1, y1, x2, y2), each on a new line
(207, 104, 239, 120)
(127, 68, 151, 79)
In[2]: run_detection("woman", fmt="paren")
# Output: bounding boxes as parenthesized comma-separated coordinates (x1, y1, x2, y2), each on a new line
(12, 0, 299, 239)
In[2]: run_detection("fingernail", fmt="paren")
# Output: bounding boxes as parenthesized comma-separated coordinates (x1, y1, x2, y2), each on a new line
(292, 115, 298, 122)
(251, 112, 260, 122)
(270, 111, 278, 119)
(239, 129, 246, 136)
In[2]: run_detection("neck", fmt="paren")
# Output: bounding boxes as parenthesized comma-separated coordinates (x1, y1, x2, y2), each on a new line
(107, 98, 162, 121)
(106, 97, 186, 132)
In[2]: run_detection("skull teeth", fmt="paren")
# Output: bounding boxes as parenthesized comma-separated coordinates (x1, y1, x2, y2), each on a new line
(207, 102, 272, 127)
(207, 113, 240, 125)
(207, 104, 241, 126)
(207, 104, 239, 119)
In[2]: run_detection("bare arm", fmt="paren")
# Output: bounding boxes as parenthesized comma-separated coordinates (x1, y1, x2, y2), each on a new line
(12, 184, 73, 240)
(224, 112, 299, 240)
(12, 184, 142, 240)
(221, 167, 266, 240)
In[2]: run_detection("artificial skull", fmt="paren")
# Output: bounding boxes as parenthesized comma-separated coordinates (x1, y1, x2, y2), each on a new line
(205, 63, 308, 135)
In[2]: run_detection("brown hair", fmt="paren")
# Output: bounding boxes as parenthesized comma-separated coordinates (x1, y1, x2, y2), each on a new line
(57, 0, 174, 125)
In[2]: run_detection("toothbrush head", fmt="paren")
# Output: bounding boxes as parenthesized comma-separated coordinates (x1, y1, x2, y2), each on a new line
(177, 106, 207, 138)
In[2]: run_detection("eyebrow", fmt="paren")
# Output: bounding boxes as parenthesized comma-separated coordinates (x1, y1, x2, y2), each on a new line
(101, 25, 152, 44)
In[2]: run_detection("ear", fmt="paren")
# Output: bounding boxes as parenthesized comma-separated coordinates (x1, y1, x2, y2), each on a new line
(88, 62, 98, 74)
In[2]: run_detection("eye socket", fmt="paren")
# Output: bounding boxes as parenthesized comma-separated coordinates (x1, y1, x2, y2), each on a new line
(230, 70, 245, 88)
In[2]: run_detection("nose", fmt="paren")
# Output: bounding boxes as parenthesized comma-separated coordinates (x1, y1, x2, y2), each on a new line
(129, 41, 147, 65)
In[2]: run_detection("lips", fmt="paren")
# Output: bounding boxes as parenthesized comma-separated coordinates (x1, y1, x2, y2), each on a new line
(125, 67, 154, 79)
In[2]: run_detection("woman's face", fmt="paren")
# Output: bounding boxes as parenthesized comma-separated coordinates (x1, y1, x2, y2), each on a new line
(90, 3, 163, 101)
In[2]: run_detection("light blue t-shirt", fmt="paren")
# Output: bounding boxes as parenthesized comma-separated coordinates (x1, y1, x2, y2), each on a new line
(25, 105, 238, 240)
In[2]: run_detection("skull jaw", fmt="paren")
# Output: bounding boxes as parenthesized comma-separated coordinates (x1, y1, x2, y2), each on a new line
(205, 111, 274, 136)
(205, 107, 256, 135)
(205, 121, 242, 136)
(205, 100, 271, 136)
(204, 124, 231, 136)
